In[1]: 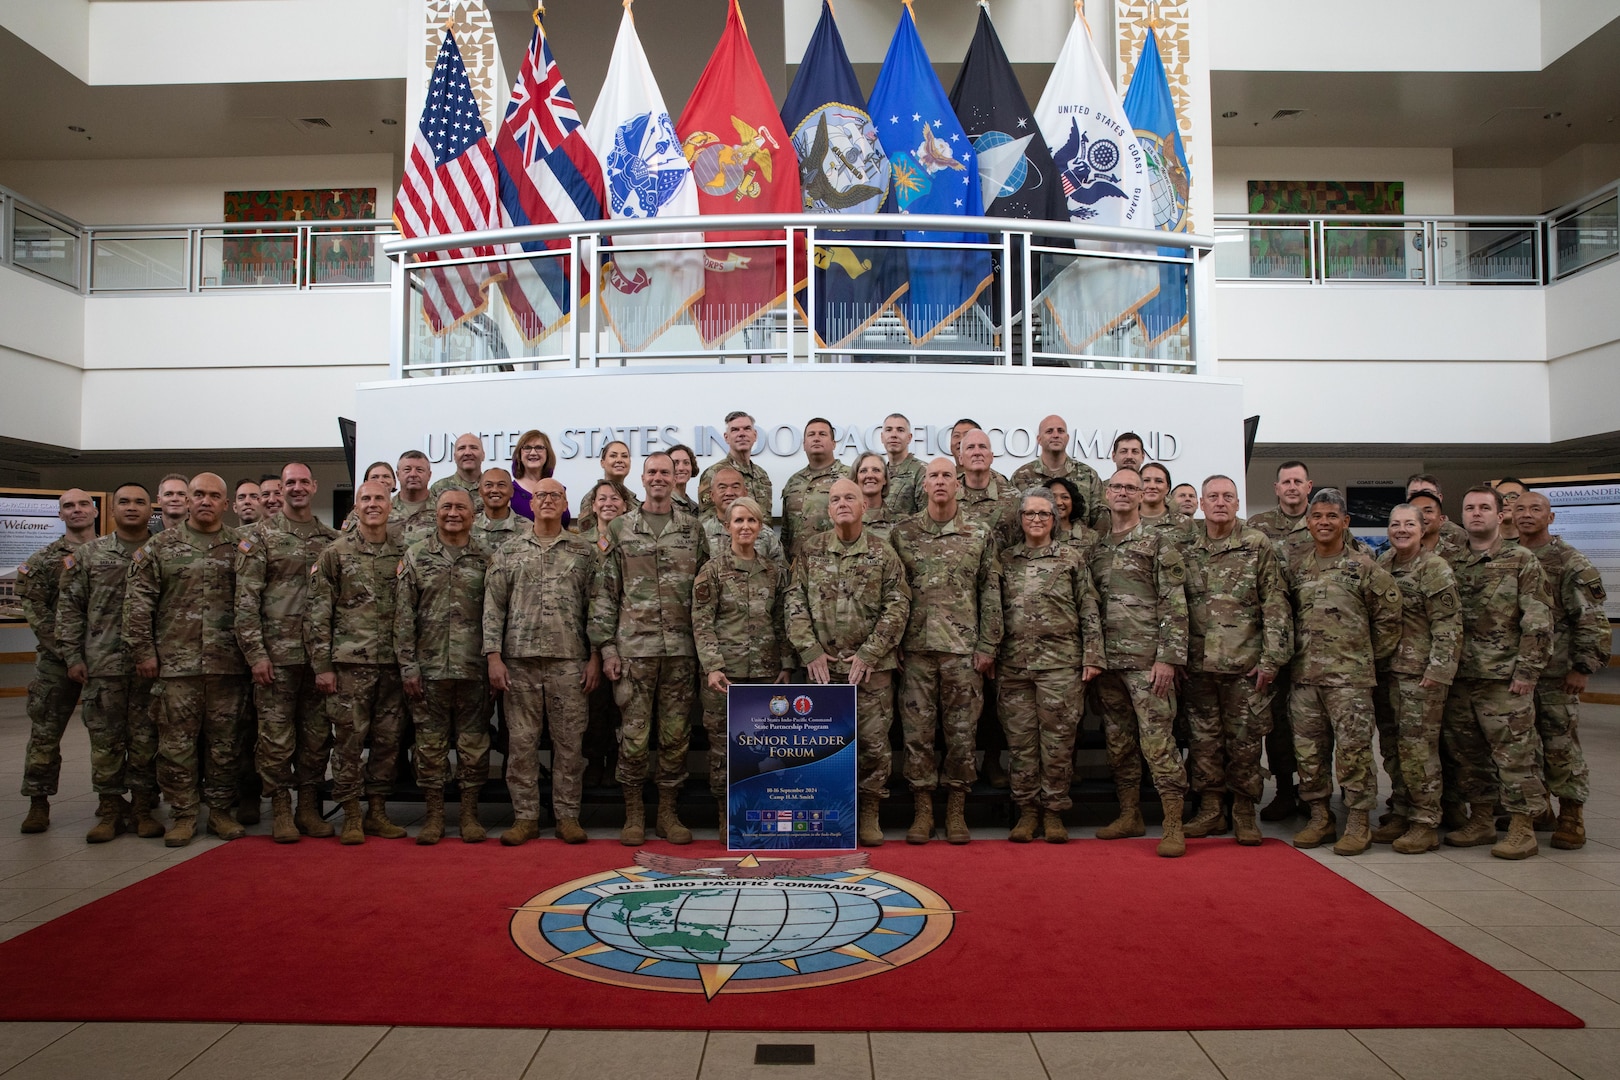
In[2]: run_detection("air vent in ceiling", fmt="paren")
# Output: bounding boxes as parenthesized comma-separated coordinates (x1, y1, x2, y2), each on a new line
(296, 117, 333, 130)
(1270, 109, 1306, 122)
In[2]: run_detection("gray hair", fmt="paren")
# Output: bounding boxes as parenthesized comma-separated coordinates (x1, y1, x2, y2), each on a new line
(1387, 501, 1420, 523)
(1309, 487, 1348, 514)
(1020, 487, 1056, 513)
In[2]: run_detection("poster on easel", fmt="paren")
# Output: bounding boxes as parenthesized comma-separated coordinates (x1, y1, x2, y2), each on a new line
(726, 683, 856, 851)
(0, 488, 108, 624)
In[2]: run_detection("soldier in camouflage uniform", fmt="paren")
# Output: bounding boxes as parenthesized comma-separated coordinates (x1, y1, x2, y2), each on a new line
(155, 474, 191, 531)
(854, 452, 900, 547)
(1139, 463, 1199, 550)
(1010, 415, 1106, 530)
(123, 474, 251, 847)
(1514, 492, 1611, 849)
(780, 418, 851, 562)
(1406, 475, 1472, 553)
(484, 478, 602, 845)
(15, 488, 97, 834)
(57, 483, 155, 841)
(1372, 503, 1461, 855)
(955, 429, 1020, 551)
(589, 453, 707, 845)
(428, 433, 486, 503)
(1407, 490, 1466, 567)
(997, 487, 1102, 844)
(575, 440, 641, 535)
(306, 480, 407, 845)
(697, 411, 772, 515)
(891, 459, 1001, 846)
(472, 468, 523, 552)
(787, 478, 911, 847)
(1182, 475, 1293, 847)
(700, 467, 785, 562)
(880, 413, 927, 518)
(1088, 467, 1192, 858)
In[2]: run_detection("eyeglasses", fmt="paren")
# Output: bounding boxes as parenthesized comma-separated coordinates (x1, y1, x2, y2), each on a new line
(1106, 483, 1141, 492)
(533, 492, 566, 503)
(1021, 510, 1054, 520)
(520, 446, 546, 455)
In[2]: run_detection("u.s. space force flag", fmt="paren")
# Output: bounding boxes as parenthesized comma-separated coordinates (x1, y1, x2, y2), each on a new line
(1031, 8, 1158, 354)
(1122, 27, 1191, 347)
(584, 7, 702, 352)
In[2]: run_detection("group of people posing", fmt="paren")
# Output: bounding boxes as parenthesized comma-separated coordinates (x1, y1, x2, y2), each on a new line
(13, 410, 1609, 863)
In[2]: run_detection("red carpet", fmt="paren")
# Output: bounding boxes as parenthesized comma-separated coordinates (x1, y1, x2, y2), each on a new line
(0, 837, 1579, 1031)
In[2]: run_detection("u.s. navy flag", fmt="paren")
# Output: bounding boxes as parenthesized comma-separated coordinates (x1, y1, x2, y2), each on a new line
(1123, 26, 1191, 347)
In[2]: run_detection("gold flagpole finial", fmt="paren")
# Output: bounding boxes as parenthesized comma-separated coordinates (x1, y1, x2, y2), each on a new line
(533, 2, 543, 27)
(442, 14, 456, 31)
(901, 0, 914, 15)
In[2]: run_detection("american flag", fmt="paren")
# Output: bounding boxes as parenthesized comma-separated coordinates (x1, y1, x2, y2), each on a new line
(394, 29, 501, 333)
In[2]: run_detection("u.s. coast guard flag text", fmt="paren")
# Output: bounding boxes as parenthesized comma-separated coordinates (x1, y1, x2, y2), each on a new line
(1123, 26, 1191, 347)
(585, 6, 702, 352)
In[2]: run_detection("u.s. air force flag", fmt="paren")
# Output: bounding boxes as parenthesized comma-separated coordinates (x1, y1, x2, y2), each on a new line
(1123, 26, 1191, 347)
(585, 7, 702, 352)
(867, 4, 993, 345)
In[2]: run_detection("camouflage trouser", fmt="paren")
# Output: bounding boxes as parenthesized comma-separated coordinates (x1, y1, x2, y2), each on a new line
(20, 655, 83, 798)
(82, 675, 157, 796)
(1441, 678, 1510, 810)
(1184, 672, 1274, 800)
(153, 674, 249, 815)
(899, 650, 983, 792)
(415, 678, 491, 792)
(613, 656, 697, 790)
(998, 666, 1081, 811)
(505, 658, 588, 820)
(1534, 678, 1591, 804)
(253, 664, 331, 794)
(1095, 669, 1187, 797)
(327, 663, 405, 804)
(1443, 677, 1549, 816)
(1291, 682, 1375, 811)
(1263, 666, 1296, 792)
(1373, 674, 1445, 826)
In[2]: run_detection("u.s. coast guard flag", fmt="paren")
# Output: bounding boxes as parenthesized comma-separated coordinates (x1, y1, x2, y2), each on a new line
(867, 3, 993, 345)
(493, 12, 604, 346)
(585, 6, 702, 351)
(1123, 26, 1191, 347)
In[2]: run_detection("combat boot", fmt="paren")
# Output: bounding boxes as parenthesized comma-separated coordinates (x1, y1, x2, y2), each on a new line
(362, 795, 405, 839)
(132, 791, 165, 839)
(905, 790, 934, 844)
(19, 796, 49, 834)
(163, 811, 196, 848)
(944, 790, 970, 844)
(1043, 809, 1069, 844)
(269, 790, 298, 844)
(1231, 795, 1262, 847)
(620, 785, 646, 846)
(1183, 791, 1229, 838)
(1551, 799, 1586, 850)
(207, 806, 246, 840)
(1292, 800, 1337, 849)
(1533, 807, 1557, 831)
(1096, 786, 1146, 840)
(1008, 803, 1039, 843)
(1333, 809, 1372, 856)
(1260, 783, 1298, 822)
(1372, 814, 1409, 844)
(236, 773, 262, 826)
(84, 795, 129, 844)
(555, 818, 587, 844)
(416, 789, 445, 846)
(656, 789, 693, 845)
(1492, 812, 1539, 860)
(1393, 823, 1440, 854)
(1444, 800, 1498, 847)
(459, 786, 486, 843)
(1157, 794, 1186, 858)
(502, 818, 540, 846)
(857, 794, 883, 847)
(339, 799, 365, 845)
(295, 785, 334, 838)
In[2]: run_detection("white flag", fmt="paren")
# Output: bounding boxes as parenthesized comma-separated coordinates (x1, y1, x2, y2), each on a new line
(585, 9, 703, 352)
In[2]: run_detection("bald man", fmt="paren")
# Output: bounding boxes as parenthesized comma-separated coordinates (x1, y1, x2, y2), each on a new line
(430, 433, 486, 502)
(1011, 415, 1106, 530)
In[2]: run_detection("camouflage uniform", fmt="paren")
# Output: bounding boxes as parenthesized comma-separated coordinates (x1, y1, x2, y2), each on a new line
(1011, 456, 1107, 530)
(1184, 526, 1292, 800)
(15, 536, 87, 798)
(428, 474, 481, 502)
(1438, 519, 1471, 551)
(123, 524, 250, 817)
(785, 530, 910, 796)
(891, 511, 1002, 792)
(396, 535, 491, 795)
(671, 490, 698, 514)
(56, 532, 155, 797)
(1524, 537, 1610, 804)
(693, 548, 792, 795)
(305, 531, 405, 805)
(699, 512, 785, 564)
(588, 505, 707, 790)
(997, 542, 1102, 810)
(1285, 547, 1402, 812)
(884, 454, 927, 518)
(781, 460, 851, 562)
(956, 474, 1021, 551)
(1089, 521, 1190, 797)
(575, 480, 640, 536)
(1444, 539, 1554, 816)
(1141, 507, 1199, 551)
(234, 512, 339, 794)
(861, 504, 899, 549)
(484, 530, 601, 821)
(471, 511, 523, 553)
(698, 454, 773, 515)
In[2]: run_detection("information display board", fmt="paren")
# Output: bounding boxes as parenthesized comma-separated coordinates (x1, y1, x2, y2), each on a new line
(726, 683, 857, 851)
(1528, 478, 1620, 621)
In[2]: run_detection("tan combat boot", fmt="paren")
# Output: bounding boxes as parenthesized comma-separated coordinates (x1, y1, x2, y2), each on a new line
(1157, 793, 1186, 858)
(1292, 799, 1337, 849)
(459, 786, 486, 843)
(905, 790, 934, 844)
(1183, 791, 1229, 838)
(656, 789, 693, 845)
(339, 799, 365, 845)
(1096, 786, 1146, 840)
(207, 806, 246, 840)
(1444, 800, 1499, 847)
(1333, 809, 1372, 856)
(1492, 812, 1539, 860)
(416, 789, 445, 846)
(362, 795, 405, 839)
(163, 811, 196, 848)
(1393, 823, 1440, 854)
(19, 796, 49, 834)
(502, 818, 540, 846)
(1043, 809, 1069, 844)
(1231, 795, 1263, 847)
(1008, 803, 1040, 843)
(132, 791, 165, 838)
(554, 818, 587, 844)
(857, 794, 884, 847)
(294, 786, 334, 838)
(85, 795, 130, 844)
(1551, 799, 1586, 850)
(945, 790, 970, 845)
(620, 785, 646, 846)
(269, 790, 299, 844)
(1372, 814, 1408, 844)
(1260, 783, 1298, 822)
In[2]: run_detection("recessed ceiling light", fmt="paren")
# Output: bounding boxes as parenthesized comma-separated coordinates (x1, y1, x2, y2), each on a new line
(67, 125, 85, 132)
(380, 118, 398, 125)
(1543, 111, 1562, 119)
(1221, 111, 1238, 118)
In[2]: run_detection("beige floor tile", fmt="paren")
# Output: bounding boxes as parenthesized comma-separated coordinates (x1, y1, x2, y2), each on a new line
(1528, 889, 1620, 924)
(1365, 860, 1513, 891)
(870, 1032, 1046, 1080)
(170, 1023, 387, 1080)
(1193, 1029, 1398, 1080)
(1513, 1027, 1620, 1080)
(698, 1032, 870, 1080)
(2, 1021, 232, 1080)
(1429, 925, 1550, 970)
(347, 1026, 545, 1080)
(0, 858, 135, 890)
(1486, 925, 1620, 969)
(1467, 859, 1620, 891)
(1510, 970, 1620, 1027)
(1313, 862, 1409, 892)
(1372, 890, 1469, 926)
(0, 1022, 79, 1074)
(1034, 1031, 1222, 1080)
(1351, 1027, 1576, 1079)
(523, 1030, 707, 1080)
(1566, 969, 1620, 1001)
(0, 887, 80, 921)
(1555, 860, 1620, 886)
(1414, 890, 1588, 927)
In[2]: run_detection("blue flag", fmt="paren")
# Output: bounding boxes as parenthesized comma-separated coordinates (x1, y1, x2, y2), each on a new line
(868, 5, 993, 345)
(781, 0, 904, 348)
(1122, 28, 1191, 347)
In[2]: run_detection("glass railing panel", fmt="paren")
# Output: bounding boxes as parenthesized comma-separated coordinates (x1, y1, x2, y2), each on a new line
(402, 250, 578, 375)
(1029, 248, 1192, 371)
(1214, 224, 1312, 281)
(1435, 226, 1538, 283)
(1553, 195, 1618, 278)
(200, 230, 297, 288)
(89, 235, 188, 291)
(310, 228, 394, 285)
(1322, 224, 1423, 281)
(11, 208, 79, 287)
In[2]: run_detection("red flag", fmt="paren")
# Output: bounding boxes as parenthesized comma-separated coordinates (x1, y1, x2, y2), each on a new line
(676, 0, 804, 346)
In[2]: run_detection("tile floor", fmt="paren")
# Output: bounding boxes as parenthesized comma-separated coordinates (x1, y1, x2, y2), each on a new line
(3, 693, 1620, 1079)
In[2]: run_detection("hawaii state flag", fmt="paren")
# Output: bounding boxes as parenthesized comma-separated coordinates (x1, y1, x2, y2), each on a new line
(867, 4, 993, 345)
(1123, 26, 1191, 347)
(584, 7, 702, 352)
(677, 0, 803, 346)
(493, 12, 605, 346)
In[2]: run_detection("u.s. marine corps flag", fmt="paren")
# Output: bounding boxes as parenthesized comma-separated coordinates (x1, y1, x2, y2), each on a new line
(1122, 26, 1191, 347)
(585, 4, 702, 352)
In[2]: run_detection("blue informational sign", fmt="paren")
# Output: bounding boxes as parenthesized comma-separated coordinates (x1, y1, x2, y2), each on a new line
(726, 683, 857, 851)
